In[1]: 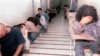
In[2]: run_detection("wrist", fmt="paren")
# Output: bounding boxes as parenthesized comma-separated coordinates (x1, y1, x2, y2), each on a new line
(80, 21, 84, 26)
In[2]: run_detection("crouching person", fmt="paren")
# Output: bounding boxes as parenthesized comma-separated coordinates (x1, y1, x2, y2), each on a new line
(73, 5, 99, 56)
(14, 24, 30, 54)
(25, 17, 38, 43)
(35, 14, 47, 33)
(0, 23, 25, 56)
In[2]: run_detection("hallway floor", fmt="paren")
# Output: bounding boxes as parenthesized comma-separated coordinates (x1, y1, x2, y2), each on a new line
(23, 13, 75, 56)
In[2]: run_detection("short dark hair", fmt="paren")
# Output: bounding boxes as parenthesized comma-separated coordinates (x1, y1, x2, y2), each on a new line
(76, 5, 98, 23)
(27, 17, 34, 22)
(38, 8, 42, 11)
(64, 5, 69, 8)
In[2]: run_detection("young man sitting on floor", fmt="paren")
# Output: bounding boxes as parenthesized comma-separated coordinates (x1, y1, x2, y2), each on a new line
(0, 23, 25, 56)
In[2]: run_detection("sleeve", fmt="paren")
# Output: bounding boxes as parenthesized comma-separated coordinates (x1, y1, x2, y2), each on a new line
(72, 21, 84, 34)
(45, 13, 49, 20)
(14, 27, 25, 44)
(96, 26, 100, 37)
(95, 25, 100, 43)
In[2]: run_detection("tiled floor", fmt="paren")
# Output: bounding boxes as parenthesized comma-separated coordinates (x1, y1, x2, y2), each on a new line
(23, 13, 75, 56)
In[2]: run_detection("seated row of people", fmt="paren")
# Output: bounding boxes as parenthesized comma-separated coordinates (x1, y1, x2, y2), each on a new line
(13, 14, 48, 54)
(45, 8, 57, 22)
(0, 13, 49, 56)
(0, 7, 58, 56)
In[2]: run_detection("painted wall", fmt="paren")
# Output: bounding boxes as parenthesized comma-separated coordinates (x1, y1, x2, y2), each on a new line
(33, 0, 41, 16)
(50, 0, 60, 8)
(33, 0, 49, 16)
(0, 0, 33, 26)
(41, 0, 48, 12)
(61, 0, 71, 6)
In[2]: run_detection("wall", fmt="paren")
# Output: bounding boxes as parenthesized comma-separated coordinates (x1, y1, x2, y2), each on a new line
(78, 0, 100, 25)
(33, 0, 50, 16)
(41, 0, 48, 12)
(33, 0, 41, 16)
(47, 0, 50, 8)
(61, 0, 71, 6)
(50, 0, 60, 8)
(0, 0, 33, 26)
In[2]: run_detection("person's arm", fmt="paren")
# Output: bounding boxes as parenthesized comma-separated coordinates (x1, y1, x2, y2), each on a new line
(13, 27, 25, 56)
(13, 44, 24, 56)
(0, 44, 2, 56)
(72, 21, 84, 34)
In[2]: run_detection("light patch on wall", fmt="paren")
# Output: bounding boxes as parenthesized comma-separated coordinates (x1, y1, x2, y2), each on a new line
(33, 0, 41, 15)
(0, 0, 33, 26)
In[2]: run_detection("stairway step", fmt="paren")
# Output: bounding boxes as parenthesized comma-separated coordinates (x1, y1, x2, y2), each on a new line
(29, 48, 75, 55)
(36, 38, 70, 41)
(39, 35, 70, 38)
(30, 44, 73, 50)
(42, 33, 70, 36)
(33, 40, 70, 45)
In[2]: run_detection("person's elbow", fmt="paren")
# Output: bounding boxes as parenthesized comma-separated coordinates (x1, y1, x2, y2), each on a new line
(73, 28, 82, 34)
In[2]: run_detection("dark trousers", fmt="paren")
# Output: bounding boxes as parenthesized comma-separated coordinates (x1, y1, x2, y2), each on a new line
(75, 40, 99, 56)
(1, 50, 24, 56)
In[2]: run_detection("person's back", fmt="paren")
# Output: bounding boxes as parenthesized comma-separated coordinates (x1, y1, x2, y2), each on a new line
(25, 21, 37, 32)
(42, 12, 49, 21)
(0, 25, 25, 56)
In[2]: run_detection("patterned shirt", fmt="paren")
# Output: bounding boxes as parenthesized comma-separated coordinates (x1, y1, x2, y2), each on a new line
(73, 21, 100, 42)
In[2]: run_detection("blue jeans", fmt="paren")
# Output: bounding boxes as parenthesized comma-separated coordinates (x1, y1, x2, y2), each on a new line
(28, 32, 37, 42)
(40, 25, 48, 33)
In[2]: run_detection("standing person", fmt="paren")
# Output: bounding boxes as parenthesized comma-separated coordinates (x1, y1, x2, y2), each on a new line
(70, 0, 78, 12)
(63, 5, 69, 21)
(73, 5, 100, 56)
(0, 23, 25, 56)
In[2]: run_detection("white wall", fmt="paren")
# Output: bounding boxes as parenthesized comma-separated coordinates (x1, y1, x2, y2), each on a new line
(33, 0, 41, 16)
(78, 0, 100, 25)
(50, 0, 60, 8)
(41, 0, 48, 12)
(0, 0, 33, 26)
(47, 0, 50, 8)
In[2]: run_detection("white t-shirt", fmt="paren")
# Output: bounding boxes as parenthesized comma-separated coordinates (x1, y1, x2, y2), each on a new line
(40, 16, 47, 26)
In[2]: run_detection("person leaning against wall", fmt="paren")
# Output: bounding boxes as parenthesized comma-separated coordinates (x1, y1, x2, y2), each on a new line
(73, 5, 100, 56)
(0, 23, 25, 56)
